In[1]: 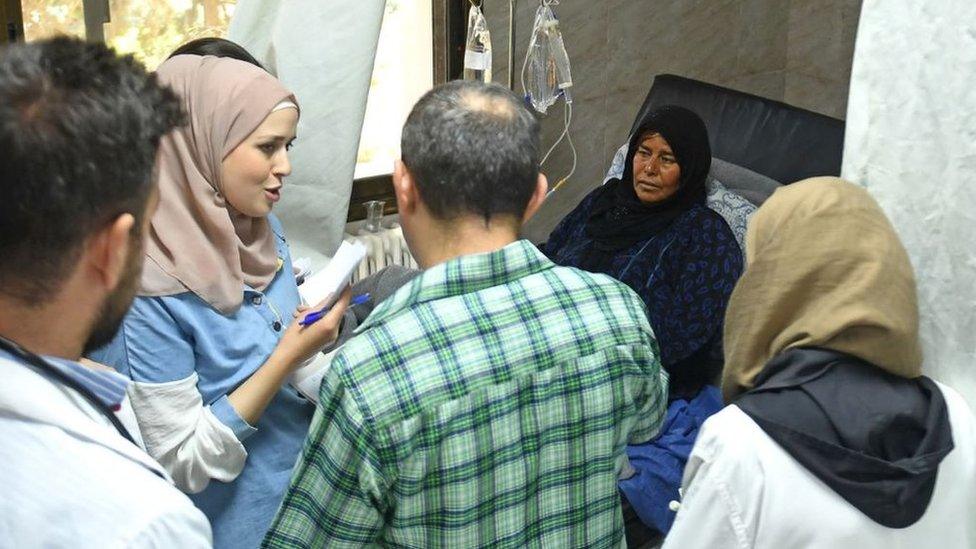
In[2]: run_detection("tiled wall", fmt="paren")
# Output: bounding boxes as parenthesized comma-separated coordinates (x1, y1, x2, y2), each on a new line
(484, 0, 863, 241)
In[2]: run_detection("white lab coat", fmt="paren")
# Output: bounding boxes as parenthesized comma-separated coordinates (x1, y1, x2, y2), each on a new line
(0, 355, 212, 548)
(663, 382, 976, 549)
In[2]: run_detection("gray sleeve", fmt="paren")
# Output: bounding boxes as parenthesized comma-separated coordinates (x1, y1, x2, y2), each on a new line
(350, 265, 421, 321)
(328, 266, 421, 349)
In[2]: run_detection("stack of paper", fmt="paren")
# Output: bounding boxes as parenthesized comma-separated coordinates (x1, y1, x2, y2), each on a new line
(298, 240, 367, 307)
(291, 241, 366, 402)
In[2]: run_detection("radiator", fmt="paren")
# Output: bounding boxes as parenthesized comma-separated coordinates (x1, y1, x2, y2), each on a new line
(344, 217, 417, 284)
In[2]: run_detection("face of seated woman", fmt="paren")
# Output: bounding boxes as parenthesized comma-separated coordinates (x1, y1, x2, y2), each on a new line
(632, 132, 681, 205)
(220, 107, 299, 217)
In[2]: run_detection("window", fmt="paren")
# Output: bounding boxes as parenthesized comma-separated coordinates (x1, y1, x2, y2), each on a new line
(21, 0, 236, 69)
(102, 0, 236, 70)
(21, 0, 83, 41)
(355, 0, 434, 180)
(12, 0, 453, 220)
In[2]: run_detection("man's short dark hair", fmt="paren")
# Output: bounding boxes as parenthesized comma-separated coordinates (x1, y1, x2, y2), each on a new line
(400, 80, 541, 223)
(0, 37, 183, 305)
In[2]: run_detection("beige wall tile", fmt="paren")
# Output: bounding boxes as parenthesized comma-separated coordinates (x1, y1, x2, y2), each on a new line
(726, 69, 788, 100)
(734, 0, 790, 76)
(784, 70, 851, 118)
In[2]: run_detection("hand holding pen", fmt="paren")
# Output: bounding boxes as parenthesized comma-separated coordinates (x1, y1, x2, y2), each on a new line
(275, 287, 352, 373)
(298, 292, 371, 327)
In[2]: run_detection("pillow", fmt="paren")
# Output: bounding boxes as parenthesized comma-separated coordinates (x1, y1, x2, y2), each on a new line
(709, 157, 780, 206)
(707, 179, 755, 253)
(603, 142, 630, 184)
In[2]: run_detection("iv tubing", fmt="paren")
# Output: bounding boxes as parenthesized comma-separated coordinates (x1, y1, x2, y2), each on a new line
(543, 101, 577, 196)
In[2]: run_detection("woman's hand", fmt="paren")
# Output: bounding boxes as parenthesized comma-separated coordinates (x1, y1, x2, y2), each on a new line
(228, 287, 351, 425)
(273, 286, 352, 371)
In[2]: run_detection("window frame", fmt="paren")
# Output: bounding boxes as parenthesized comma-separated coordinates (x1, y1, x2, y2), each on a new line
(2, 0, 24, 43)
(347, 0, 466, 222)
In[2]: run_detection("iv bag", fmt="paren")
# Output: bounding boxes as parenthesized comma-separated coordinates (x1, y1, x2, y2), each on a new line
(463, 4, 492, 83)
(523, 3, 573, 114)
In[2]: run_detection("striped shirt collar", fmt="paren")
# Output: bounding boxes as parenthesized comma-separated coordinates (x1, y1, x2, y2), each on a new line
(0, 350, 130, 411)
(357, 239, 554, 333)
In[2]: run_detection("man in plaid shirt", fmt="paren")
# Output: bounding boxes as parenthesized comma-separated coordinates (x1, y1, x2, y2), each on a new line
(264, 81, 668, 548)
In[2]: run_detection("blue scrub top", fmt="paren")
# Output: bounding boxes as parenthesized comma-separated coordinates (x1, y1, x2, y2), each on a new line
(91, 215, 314, 549)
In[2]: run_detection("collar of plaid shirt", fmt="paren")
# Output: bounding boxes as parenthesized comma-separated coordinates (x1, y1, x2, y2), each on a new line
(356, 239, 552, 334)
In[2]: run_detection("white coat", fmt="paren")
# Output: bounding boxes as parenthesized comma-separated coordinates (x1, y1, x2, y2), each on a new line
(663, 382, 976, 549)
(0, 355, 212, 548)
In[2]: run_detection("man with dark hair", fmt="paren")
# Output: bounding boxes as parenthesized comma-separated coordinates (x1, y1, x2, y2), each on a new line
(0, 38, 211, 546)
(267, 80, 668, 548)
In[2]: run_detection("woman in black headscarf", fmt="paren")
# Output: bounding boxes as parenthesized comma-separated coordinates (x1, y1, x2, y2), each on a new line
(541, 105, 743, 536)
(543, 105, 741, 396)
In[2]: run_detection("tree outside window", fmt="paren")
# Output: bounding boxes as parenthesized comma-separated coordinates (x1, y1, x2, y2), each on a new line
(22, 0, 236, 69)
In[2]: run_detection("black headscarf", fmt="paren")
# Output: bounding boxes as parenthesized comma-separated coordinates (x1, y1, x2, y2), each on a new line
(583, 106, 712, 261)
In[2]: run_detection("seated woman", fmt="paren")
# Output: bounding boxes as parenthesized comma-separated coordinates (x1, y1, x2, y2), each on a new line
(664, 178, 975, 548)
(541, 105, 743, 535)
(89, 55, 348, 549)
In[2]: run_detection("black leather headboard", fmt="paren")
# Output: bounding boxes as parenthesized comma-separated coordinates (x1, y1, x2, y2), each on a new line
(630, 74, 845, 184)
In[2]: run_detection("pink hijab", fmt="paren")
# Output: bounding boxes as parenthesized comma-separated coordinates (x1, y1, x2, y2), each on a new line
(140, 55, 298, 314)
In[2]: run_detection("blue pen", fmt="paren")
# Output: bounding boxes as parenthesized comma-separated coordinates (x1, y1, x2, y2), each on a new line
(299, 293, 371, 327)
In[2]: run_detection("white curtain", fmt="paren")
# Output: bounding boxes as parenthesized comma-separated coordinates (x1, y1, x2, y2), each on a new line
(842, 0, 976, 407)
(229, 0, 387, 268)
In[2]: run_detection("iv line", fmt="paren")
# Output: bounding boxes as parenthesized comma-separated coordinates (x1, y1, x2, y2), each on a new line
(542, 101, 577, 197)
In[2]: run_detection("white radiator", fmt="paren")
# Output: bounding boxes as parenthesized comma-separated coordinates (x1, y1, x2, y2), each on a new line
(344, 217, 417, 284)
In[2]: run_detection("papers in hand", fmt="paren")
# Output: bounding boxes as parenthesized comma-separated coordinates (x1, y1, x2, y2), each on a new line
(298, 240, 367, 307)
(291, 241, 366, 402)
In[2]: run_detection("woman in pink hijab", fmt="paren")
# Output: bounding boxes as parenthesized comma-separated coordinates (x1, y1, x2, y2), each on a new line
(88, 54, 348, 549)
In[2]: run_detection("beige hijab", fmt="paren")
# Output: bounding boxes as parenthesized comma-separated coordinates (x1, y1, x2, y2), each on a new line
(722, 177, 922, 402)
(140, 55, 298, 314)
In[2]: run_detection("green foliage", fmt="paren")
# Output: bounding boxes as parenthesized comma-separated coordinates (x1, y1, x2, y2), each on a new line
(22, 0, 236, 70)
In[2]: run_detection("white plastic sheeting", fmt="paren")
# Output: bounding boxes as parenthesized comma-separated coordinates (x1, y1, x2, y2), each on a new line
(229, 0, 386, 267)
(843, 0, 976, 407)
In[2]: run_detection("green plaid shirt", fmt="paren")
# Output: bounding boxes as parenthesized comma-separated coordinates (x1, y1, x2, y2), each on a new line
(264, 240, 668, 549)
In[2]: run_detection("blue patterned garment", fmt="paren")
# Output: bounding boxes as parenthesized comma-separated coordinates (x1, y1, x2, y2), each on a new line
(541, 191, 742, 395)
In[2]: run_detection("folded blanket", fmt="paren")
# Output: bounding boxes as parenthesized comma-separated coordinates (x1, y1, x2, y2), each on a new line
(619, 385, 724, 534)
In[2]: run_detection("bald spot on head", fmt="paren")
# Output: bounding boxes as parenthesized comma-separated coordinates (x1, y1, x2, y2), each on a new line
(457, 89, 517, 120)
(399, 80, 541, 223)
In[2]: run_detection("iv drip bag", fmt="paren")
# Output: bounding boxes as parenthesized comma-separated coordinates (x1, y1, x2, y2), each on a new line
(463, 3, 493, 83)
(523, 2, 573, 115)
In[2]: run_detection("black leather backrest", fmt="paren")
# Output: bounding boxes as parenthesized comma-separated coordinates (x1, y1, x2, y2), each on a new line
(630, 74, 845, 184)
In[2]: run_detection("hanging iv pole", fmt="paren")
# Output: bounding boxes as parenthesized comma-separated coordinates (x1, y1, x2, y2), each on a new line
(471, 0, 517, 90)
(508, 0, 517, 90)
